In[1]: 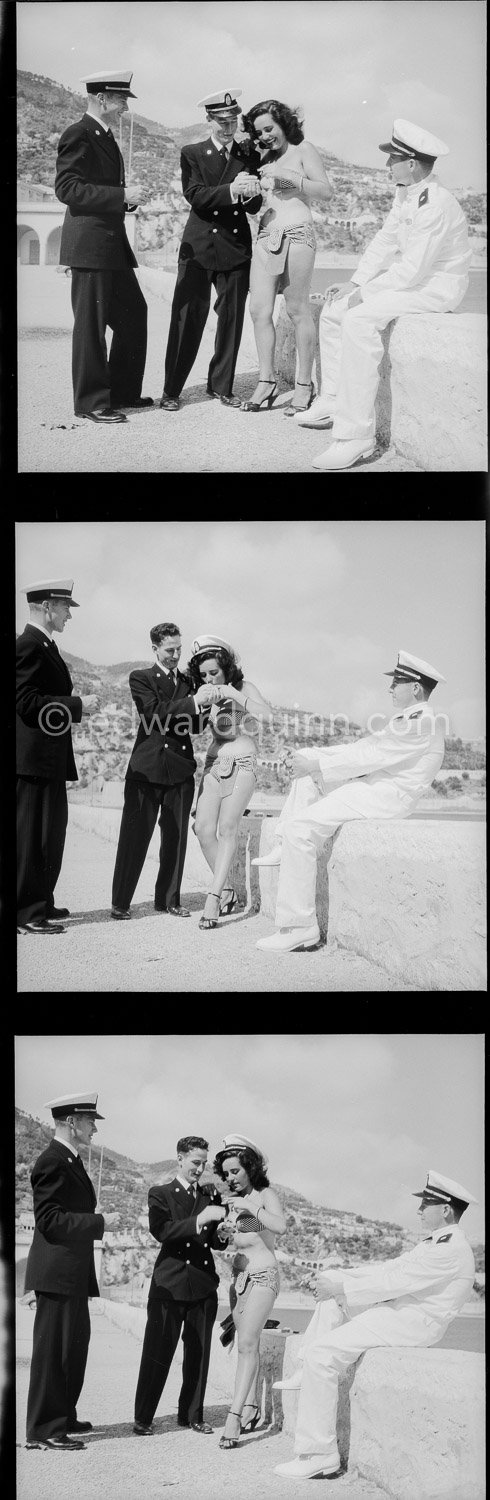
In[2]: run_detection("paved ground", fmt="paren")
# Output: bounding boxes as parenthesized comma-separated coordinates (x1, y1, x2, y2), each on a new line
(17, 267, 422, 473)
(17, 815, 423, 993)
(15, 1299, 385, 1500)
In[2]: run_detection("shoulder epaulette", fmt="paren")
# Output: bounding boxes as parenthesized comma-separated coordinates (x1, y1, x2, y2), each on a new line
(418, 187, 429, 207)
(436, 1232, 452, 1243)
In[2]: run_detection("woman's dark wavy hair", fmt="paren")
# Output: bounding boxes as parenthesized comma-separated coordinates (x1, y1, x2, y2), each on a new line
(241, 99, 304, 146)
(186, 648, 244, 692)
(213, 1146, 270, 1190)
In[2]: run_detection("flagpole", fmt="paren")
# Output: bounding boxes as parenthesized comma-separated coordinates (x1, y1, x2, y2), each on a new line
(96, 1143, 104, 1206)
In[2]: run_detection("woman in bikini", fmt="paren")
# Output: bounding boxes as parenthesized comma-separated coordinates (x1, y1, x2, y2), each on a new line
(239, 99, 332, 414)
(213, 1134, 287, 1448)
(187, 635, 272, 929)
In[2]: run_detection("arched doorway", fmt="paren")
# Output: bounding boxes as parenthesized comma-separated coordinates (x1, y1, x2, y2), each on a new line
(46, 224, 62, 264)
(17, 224, 40, 265)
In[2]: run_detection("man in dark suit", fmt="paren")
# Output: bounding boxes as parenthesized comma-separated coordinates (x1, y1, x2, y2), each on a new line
(160, 88, 263, 410)
(111, 620, 217, 919)
(134, 1135, 226, 1435)
(16, 577, 99, 935)
(55, 67, 150, 423)
(25, 1091, 119, 1450)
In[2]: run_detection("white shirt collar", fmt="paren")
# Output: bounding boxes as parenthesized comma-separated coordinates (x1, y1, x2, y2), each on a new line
(211, 135, 233, 154)
(176, 1173, 194, 1191)
(55, 1137, 78, 1156)
(29, 621, 54, 642)
(86, 110, 111, 133)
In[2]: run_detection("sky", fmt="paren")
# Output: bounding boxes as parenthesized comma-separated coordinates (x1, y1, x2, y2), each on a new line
(15, 520, 486, 739)
(14, 1033, 485, 1241)
(16, 0, 486, 190)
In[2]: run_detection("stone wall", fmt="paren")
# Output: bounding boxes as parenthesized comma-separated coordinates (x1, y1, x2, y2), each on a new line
(275, 296, 487, 471)
(256, 816, 486, 990)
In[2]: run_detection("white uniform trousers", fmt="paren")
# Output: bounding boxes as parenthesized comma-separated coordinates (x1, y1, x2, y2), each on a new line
(319, 281, 465, 444)
(274, 754, 410, 929)
(294, 1297, 442, 1458)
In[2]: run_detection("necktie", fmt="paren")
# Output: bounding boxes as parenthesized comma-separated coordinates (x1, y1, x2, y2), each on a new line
(220, 146, 228, 160)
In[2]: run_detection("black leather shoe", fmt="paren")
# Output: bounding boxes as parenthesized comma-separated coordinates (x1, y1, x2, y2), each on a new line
(79, 407, 128, 423)
(208, 392, 243, 408)
(163, 906, 191, 917)
(47, 906, 70, 919)
(159, 393, 180, 410)
(18, 919, 66, 934)
(67, 1420, 93, 1432)
(111, 906, 131, 920)
(133, 1422, 154, 1435)
(26, 1435, 86, 1449)
(190, 1421, 214, 1434)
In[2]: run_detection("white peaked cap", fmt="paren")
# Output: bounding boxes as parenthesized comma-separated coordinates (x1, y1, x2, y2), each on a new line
(21, 578, 80, 606)
(190, 634, 241, 665)
(197, 89, 242, 111)
(80, 68, 136, 97)
(45, 1091, 104, 1118)
(412, 1170, 477, 1207)
(384, 649, 446, 684)
(379, 118, 449, 159)
(222, 1133, 268, 1167)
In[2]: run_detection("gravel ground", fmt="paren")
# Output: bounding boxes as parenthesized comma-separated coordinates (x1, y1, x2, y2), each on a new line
(16, 1299, 386, 1500)
(16, 816, 423, 993)
(17, 267, 422, 473)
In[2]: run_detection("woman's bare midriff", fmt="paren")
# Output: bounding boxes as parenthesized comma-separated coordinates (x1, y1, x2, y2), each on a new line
(259, 143, 313, 231)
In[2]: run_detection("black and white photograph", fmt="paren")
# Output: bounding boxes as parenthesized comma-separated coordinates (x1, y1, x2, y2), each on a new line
(13, 1032, 485, 1498)
(15, 518, 485, 993)
(15, 0, 486, 473)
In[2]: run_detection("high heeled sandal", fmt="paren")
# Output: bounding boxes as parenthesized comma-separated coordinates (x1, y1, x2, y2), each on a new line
(219, 1412, 242, 1449)
(199, 892, 221, 930)
(283, 380, 315, 416)
(242, 380, 278, 412)
(240, 1404, 261, 1433)
(219, 887, 239, 915)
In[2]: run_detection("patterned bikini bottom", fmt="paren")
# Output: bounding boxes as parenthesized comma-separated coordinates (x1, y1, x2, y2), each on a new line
(208, 749, 258, 798)
(235, 1265, 281, 1297)
(257, 221, 317, 277)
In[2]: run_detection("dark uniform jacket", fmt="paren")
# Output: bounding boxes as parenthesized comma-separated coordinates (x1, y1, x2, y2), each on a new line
(147, 1178, 223, 1302)
(178, 137, 262, 271)
(24, 1140, 104, 1297)
(126, 666, 208, 787)
(55, 112, 137, 270)
(16, 625, 83, 780)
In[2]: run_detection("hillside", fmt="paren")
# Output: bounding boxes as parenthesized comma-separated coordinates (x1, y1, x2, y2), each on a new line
(17, 70, 486, 263)
(15, 1108, 484, 1302)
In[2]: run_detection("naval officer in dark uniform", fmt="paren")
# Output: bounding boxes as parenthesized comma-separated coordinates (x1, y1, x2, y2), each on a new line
(25, 1091, 119, 1450)
(134, 1136, 227, 1434)
(16, 578, 99, 934)
(111, 622, 218, 919)
(160, 88, 263, 410)
(55, 67, 151, 422)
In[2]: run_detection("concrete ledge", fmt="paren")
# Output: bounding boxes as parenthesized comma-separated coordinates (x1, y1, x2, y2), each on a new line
(275, 297, 487, 471)
(256, 817, 486, 990)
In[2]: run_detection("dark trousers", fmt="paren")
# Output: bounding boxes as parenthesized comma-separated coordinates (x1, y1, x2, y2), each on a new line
(163, 258, 250, 399)
(70, 267, 148, 413)
(26, 1292, 91, 1442)
(111, 777, 194, 911)
(17, 776, 68, 924)
(134, 1293, 218, 1427)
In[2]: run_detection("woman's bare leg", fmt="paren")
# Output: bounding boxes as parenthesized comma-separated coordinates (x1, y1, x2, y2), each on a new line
(222, 1283, 276, 1440)
(193, 772, 221, 876)
(212, 769, 256, 897)
(283, 242, 316, 406)
(247, 246, 280, 406)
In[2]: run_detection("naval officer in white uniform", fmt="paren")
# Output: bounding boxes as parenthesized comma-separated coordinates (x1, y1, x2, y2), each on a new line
(273, 1170, 477, 1480)
(295, 119, 471, 470)
(255, 650, 446, 953)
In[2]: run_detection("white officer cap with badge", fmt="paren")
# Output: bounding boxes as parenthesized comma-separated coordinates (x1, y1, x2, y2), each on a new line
(197, 88, 242, 119)
(190, 634, 241, 665)
(80, 68, 136, 97)
(221, 1133, 269, 1168)
(45, 1091, 104, 1119)
(383, 649, 446, 688)
(21, 577, 80, 606)
(379, 118, 449, 161)
(412, 1170, 477, 1211)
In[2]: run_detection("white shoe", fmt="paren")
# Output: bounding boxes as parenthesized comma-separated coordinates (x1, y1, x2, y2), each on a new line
(272, 1372, 302, 1390)
(311, 438, 375, 470)
(251, 845, 282, 867)
(256, 925, 321, 953)
(294, 399, 333, 429)
(274, 1454, 341, 1479)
